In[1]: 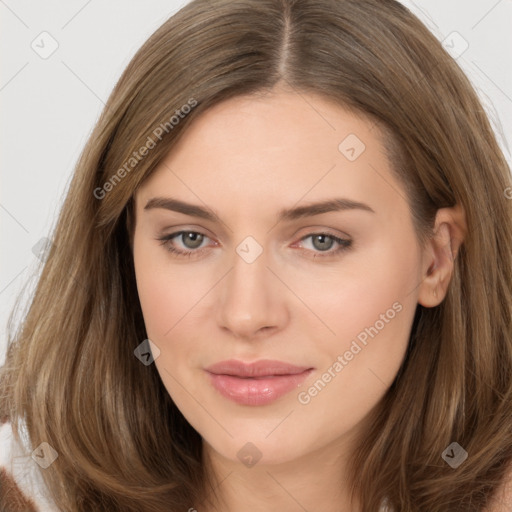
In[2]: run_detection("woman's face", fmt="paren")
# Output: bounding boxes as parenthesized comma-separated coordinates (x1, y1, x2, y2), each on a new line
(132, 90, 429, 467)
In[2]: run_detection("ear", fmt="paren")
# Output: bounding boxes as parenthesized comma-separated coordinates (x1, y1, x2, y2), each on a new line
(417, 203, 467, 308)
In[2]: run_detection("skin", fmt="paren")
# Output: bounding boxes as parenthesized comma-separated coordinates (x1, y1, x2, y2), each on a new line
(131, 86, 466, 512)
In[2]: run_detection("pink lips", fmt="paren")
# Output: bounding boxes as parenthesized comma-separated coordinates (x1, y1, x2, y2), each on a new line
(205, 359, 313, 406)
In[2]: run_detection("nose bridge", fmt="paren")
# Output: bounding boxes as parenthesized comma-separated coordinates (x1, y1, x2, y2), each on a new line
(216, 238, 286, 337)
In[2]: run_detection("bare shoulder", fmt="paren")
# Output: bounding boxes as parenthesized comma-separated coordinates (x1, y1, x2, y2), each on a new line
(485, 462, 512, 512)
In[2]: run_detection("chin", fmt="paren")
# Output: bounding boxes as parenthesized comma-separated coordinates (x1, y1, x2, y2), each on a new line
(203, 428, 312, 468)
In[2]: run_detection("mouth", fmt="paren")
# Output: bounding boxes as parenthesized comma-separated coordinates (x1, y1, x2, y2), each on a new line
(204, 359, 314, 406)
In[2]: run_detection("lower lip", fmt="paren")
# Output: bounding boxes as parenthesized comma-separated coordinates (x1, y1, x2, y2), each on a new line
(206, 369, 313, 406)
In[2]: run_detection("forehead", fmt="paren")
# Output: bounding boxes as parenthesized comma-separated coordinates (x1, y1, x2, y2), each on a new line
(135, 91, 405, 223)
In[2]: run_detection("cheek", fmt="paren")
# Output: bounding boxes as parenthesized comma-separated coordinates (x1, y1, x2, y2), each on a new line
(298, 234, 419, 394)
(301, 300, 413, 434)
(294, 232, 419, 343)
(134, 266, 173, 339)
(133, 241, 203, 340)
(133, 246, 210, 391)
(133, 260, 201, 403)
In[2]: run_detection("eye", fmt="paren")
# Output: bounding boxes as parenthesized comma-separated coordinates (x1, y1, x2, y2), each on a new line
(157, 231, 213, 258)
(156, 230, 352, 259)
(295, 232, 352, 258)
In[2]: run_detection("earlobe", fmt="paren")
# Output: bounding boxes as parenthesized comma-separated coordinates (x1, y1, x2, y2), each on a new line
(417, 204, 467, 308)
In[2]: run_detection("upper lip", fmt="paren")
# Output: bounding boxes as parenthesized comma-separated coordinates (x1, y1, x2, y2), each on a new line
(205, 359, 313, 378)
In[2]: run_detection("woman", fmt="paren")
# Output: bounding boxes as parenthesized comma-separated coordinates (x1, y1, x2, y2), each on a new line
(1, 0, 511, 510)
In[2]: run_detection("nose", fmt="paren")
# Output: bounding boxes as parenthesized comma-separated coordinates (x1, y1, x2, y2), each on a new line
(216, 245, 289, 340)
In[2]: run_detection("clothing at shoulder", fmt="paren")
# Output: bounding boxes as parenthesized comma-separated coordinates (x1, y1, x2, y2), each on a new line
(0, 418, 59, 511)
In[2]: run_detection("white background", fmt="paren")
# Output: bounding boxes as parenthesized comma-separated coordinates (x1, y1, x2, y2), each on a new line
(1, 0, 511, 365)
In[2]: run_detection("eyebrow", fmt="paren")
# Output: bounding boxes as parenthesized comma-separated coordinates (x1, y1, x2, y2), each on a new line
(144, 196, 375, 222)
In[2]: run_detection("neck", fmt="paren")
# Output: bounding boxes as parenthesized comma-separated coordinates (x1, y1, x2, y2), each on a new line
(197, 434, 363, 512)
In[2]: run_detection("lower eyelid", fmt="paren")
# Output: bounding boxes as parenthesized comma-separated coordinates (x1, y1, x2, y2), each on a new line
(168, 231, 212, 250)
(297, 236, 352, 256)
(296, 232, 350, 246)
(158, 231, 351, 256)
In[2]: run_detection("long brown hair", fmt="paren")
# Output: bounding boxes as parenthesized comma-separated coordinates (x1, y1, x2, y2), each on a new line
(1, 0, 511, 510)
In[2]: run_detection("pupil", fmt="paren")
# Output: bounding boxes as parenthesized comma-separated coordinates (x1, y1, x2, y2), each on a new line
(184, 232, 203, 249)
(313, 234, 333, 251)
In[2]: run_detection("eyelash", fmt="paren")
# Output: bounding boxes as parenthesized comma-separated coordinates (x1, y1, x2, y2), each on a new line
(156, 230, 352, 259)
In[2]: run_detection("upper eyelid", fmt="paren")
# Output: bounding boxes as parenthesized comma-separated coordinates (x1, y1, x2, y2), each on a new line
(159, 224, 350, 239)
(162, 229, 350, 248)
